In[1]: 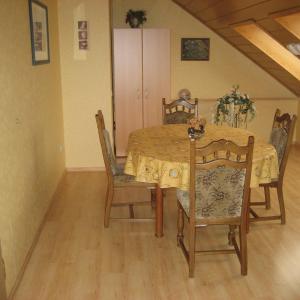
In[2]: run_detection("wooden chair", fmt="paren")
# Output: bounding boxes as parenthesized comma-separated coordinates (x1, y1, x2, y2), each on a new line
(177, 136, 254, 277)
(95, 110, 155, 227)
(162, 98, 198, 124)
(249, 109, 297, 225)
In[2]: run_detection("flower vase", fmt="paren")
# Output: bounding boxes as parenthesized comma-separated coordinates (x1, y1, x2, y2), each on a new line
(213, 85, 255, 128)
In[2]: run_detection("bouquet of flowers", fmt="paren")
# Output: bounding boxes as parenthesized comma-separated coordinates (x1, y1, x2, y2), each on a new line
(213, 85, 256, 128)
(187, 117, 207, 139)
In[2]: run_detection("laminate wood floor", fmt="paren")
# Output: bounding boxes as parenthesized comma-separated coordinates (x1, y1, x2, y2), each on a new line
(12, 147, 300, 300)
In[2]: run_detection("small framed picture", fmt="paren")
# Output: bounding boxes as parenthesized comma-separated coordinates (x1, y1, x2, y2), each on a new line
(77, 20, 88, 50)
(181, 38, 210, 61)
(29, 0, 50, 65)
(78, 21, 87, 30)
(78, 31, 88, 40)
(79, 41, 88, 50)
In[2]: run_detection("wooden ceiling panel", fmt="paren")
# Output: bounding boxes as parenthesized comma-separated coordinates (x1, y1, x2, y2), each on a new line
(245, 52, 283, 69)
(257, 18, 284, 31)
(173, 0, 300, 96)
(226, 35, 254, 45)
(269, 30, 299, 45)
(176, 0, 193, 6)
(199, 0, 268, 22)
(257, 19, 300, 45)
(206, 0, 300, 29)
(237, 44, 262, 53)
(275, 11, 300, 40)
(185, 0, 222, 14)
(268, 68, 300, 79)
(234, 23, 300, 80)
(217, 28, 240, 37)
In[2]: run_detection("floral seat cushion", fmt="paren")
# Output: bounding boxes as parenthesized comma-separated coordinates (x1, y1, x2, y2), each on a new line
(177, 166, 246, 219)
(165, 111, 194, 124)
(113, 173, 135, 185)
(103, 129, 154, 188)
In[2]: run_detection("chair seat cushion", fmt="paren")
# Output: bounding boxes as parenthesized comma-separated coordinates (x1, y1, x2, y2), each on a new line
(114, 163, 125, 176)
(113, 168, 155, 188)
(165, 111, 193, 124)
(177, 166, 246, 219)
(113, 173, 136, 185)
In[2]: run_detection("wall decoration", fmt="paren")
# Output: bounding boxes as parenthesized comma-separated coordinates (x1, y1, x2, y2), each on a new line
(78, 20, 88, 50)
(73, 3, 88, 61)
(181, 38, 210, 61)
(29, 0, 50, 65)
(125, 10, 147, 28)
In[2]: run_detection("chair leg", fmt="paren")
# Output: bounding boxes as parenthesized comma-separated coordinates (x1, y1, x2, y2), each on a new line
(129, 204, 134, 219)
(188, 223, 196, 278)
(177, 203, 184, 246)
(277, 184, 286, 225)
(264, 185, 271, 209)
(104, 186, 114, 228)
(239, 225, 248, 276)
(150, 189, 156, 209)
(228, 225, 236, 246)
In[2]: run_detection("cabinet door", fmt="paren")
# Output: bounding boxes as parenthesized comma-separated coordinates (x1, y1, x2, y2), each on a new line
(142, 29, 170, 128)
(113, 29, 143, 156)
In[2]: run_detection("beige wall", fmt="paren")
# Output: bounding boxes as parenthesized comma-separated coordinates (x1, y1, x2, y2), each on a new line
(112, 0, 295, 99)
(59, 0, 299, 169)
(58, 0, 112, 168)
(0, 0, 65, 294)
(112, 0, 299, 143)
(60, 0, 299, 168)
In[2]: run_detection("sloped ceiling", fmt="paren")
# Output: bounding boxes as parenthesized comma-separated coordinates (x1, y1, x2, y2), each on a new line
(172, 0, 300, 96)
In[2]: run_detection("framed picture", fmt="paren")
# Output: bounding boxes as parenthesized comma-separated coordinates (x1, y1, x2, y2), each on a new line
(29, 0, 50, 65)
(181, 38, 210, 61)
(77, 20, 88, 50)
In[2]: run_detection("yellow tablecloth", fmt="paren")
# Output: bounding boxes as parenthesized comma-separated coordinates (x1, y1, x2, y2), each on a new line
(124, 124, 279, 190)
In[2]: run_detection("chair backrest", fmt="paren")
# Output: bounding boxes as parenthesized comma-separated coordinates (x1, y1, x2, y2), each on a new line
(95, 110, 119, 179)
(162, 98, 198, 124)
(189, 136, 254, 224)
(270, 109, 297, 177)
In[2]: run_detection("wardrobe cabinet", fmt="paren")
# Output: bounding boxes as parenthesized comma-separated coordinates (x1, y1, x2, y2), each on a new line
(113, 28, 170, 156)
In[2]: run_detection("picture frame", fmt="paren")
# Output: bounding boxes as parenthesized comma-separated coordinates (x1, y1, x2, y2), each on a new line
(77, 20, 88, 50)
(28, 0, 50, 65)
(181, 38, 210, 61)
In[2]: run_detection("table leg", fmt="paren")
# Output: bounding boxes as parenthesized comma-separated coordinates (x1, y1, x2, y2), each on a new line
(155, 184, 163, 237)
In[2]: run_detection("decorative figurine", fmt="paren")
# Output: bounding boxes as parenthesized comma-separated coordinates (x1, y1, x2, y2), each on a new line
(178, 88, 191, 101)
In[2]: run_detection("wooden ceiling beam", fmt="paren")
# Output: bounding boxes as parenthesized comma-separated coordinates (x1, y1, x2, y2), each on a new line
(234, 22, 300, 80)
(274, 11, 300, 40)
(172, 0, 300, 95)
(206, 0, 300, 29)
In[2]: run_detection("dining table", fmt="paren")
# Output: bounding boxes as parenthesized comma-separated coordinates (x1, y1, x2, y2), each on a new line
(124, 123, 279, 237)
